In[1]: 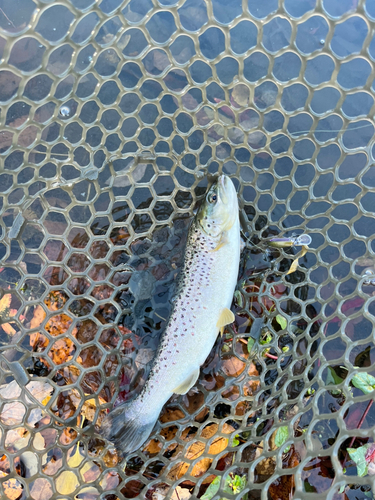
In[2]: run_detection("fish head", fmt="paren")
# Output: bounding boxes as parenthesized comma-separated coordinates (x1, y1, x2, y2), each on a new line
(196, 175, 238, 238)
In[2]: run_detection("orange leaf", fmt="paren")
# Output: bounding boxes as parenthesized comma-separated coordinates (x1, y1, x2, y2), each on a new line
(0, 294, 11, 315)
(30, 306, 46, 329)
(49, 338, 74, 365)
(2, 323, 16, 336)
(3, 478, 23, 500)
(191, 457, 212, 477)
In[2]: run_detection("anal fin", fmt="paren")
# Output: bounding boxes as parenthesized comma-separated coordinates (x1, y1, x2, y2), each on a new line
(217, 307, 235, 336)
(173, 368, 200, 395)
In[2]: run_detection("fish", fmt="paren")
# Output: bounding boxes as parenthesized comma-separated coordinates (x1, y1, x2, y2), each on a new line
(101, 174, 241, 456)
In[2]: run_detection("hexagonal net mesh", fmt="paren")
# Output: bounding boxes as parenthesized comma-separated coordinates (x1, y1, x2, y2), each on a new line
(1, 0, 375, 498)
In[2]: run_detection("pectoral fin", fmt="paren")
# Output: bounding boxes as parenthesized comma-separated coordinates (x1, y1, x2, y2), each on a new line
(173, 368, 200, 395)
(210, 233, 228, 252)
(217, 307, 235, 335)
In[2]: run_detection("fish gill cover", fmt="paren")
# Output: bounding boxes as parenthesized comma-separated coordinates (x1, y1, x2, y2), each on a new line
(0, 0, 374, 498)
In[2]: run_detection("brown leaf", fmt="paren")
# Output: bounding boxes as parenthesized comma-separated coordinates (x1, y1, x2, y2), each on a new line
(103, 448, 119, 467)
(171, 486, 191, 500)
(159, 406, 185, 423)
(160, 425, 178, 441)
(255, 456, 276, 478)
(183, 390, 205, 414)
(221, 356, 246, 377)
(268, 476, 295, 500)
(244, 362, 261, 395)
(222, 423, 236, 434)
(185, 441, 205, 460)
(143, 439, 163, 456)
(201, 423, 219, 439)
(168, 461, 189, 481)
(248, 362, 259, 377)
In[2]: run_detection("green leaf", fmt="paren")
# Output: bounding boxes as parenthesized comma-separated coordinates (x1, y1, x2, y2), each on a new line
(259, 330, 273, 345)
(230, 475, 247, 494)
(247, 337, 255, 354)
(348, 446, 368, 477)
(223, 475, 247, 495)
(231, 435, 240, 447)
(275, 314, 287, 330)
(326, 366, 344, 387)
(275, 426, 289, 448)
(202, 475, 247, 499)
(352, 373, 375, 395)
(201, 476, 220, 500)
(234, 290, 244, 308)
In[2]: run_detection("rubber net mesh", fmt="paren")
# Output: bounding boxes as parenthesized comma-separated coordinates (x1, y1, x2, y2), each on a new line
(1, 0, 375, 499)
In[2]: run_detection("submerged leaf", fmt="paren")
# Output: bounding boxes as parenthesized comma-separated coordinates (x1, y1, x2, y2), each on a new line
(275, 426, 289, 448)
(247, 337, 255, 354)
(224, 475, 247, 494)
(348, 446, 368, 477)
(201, 474, 247, 500)
(326, 367, 345, 386)
(351, 373, 375, 394)
(275, 314, 287, 330)
(201, 476, 220, 500)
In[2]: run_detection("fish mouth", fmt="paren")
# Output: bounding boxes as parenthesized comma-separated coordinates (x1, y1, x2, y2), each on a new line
(217, 174, 228, 203)
(217, 174, 237, 206)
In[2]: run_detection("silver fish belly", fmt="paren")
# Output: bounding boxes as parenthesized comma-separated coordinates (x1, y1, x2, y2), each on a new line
(102, 175, 240, 456)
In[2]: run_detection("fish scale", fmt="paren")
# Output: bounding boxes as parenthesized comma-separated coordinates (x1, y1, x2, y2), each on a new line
(102, 174, 240, 456)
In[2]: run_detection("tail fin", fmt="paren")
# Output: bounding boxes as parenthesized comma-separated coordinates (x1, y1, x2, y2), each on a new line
(101, 401, 157, 457)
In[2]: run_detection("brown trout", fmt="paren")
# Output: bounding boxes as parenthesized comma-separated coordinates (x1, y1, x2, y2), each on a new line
(102, 174, 240, 455)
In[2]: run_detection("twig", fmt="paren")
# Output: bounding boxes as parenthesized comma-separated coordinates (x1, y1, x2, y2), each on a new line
(0, 8, 16, 27)
(265, 352, 278, 360)
(349, 399, 373, 449)
(343, 399, 374, 466)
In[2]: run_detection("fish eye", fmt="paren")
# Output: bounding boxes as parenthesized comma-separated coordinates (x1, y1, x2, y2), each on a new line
(208, 194, 217, 203)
